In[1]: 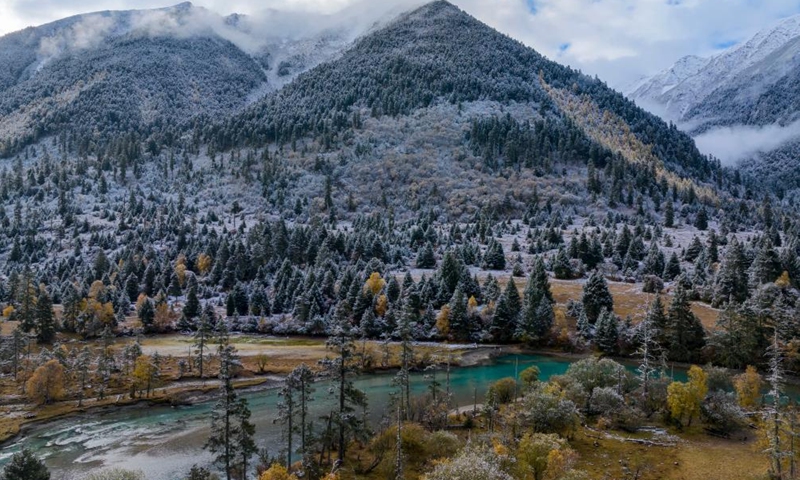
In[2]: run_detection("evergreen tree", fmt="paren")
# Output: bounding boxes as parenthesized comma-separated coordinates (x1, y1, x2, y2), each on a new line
(664, 201, 674, 228)
(694, 207, 708, 231)
(438, 250, 463, 297)
(205, 331, 254, 480)
(138, 297, 155, 333)
(665, 281, 706, 362)
(516, 258, 554, 343)
(183, 284, 201, 319)
(34, 288, 56, 344)
(662, 252, 681, 281)
(552, 247, 573, 280)
(642, 242, 665, 277)
(713, 237, 748, 306)
(1, 448, 50, 480)
(582, 270, 614, 324)
(594, 308, 619, 354)
(491, 278, 521, 343)
(711, 304, 761, 369)
(415, 242, 436, 269)
(750, 238, 782, 286)
(448, 287, 469, 341)
(482, 239, 506, 270)
(321, 302, 367, 463)
(194, 305, 215, 379)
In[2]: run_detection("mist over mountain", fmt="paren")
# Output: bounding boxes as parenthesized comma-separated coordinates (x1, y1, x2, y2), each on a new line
(628, 14, 800, 184)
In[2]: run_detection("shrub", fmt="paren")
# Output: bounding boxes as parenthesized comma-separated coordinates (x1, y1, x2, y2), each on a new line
(487, 377, 518, 405)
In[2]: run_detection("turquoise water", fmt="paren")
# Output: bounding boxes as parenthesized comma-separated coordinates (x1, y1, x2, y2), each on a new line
(0, 354, 679, 479)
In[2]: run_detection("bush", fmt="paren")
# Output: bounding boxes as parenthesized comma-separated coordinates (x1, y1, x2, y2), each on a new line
(701, 391, 745, 434)
(2, 449, 50, 480)
(486, 377, 517, 405)
(424, 444, 513, 480)
(86, 469, 145, 480)
(642, 275, 664, 293)
(517, 386, 579, 436)
(519, 366, 541, 390)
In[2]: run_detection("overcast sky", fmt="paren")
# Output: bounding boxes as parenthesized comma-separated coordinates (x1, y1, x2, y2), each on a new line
(1, 0, 799, 87)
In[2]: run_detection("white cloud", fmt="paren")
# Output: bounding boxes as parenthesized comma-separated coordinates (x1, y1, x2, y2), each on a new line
(1, 0, 799, 87)
(693, 120, 800, 166)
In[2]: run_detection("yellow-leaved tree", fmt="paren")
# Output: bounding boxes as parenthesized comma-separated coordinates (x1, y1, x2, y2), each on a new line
(364, 272, 386, 295)
(196, 253, 213, 276)
(436, 305, 450, 337)
(734, 365, 762, 409)
(27, 359, 65, 405)
(375, 294, 389, 317)
(667, 365, 708, 427)
(259, 464, 299, 480)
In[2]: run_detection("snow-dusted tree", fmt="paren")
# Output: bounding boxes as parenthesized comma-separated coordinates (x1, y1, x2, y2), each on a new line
(594, 308, 619, 354)
(582, 270, 613, 324)
(321, 301, 367, 463)
(491, 278, 521, 343)
(665, 281, 705, 362)
(194, 304, 216, 380)
(516, 257, 554, 343)
(763, 332, 789, 479)
(206, 330, 255, 480)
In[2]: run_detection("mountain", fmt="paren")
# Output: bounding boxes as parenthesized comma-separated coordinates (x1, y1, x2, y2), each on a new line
(628, 14, 800, 189)
(0, 2, 404, 157)
(0, 0, 778, 295)
(628, 14, 800, 131)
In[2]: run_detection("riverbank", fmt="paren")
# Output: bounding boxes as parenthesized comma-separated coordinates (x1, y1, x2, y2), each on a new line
(0, 339, 507, 447)
(0, 375, 282, 446)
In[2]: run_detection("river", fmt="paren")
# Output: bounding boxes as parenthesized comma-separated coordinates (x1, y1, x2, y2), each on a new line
(0, 354, 672, 479)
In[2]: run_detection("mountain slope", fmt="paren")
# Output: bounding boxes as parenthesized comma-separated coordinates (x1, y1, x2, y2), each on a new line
(213, 0, 717, 185)
(629, 14, 800, 131)
(0, 2, 407, 157)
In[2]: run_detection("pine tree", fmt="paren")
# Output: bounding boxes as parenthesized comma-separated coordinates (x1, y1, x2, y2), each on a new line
(482, 239, 506, 270)
(184, 284, 201, 319)
(713, 237, 748, 306)
(642, 242, 665, 277)
(664, 201, 674, 228)
(321, 302, 367, 463)
(1, 449, 50, 480)
(205, 330, 254, 480)
(665, 281, 706, 362)
(34, 288, 55, 344)
(694, 207, 708, 231)
(553, 247, 573, 280)
(284, 363, 315, 465)
(194, 305, 215, 379)
(448, 287, 469, 342)
(491, 279, 521, 343)
(594, 308, 619, 353)
(438, 250, 463, 297)
(750, 238, 782, 286)
(662, 252, 681, 281)
(577, 310, 591, 340)
(415, 242, 436, 269)
(764, 332, 788, 479)
(394, 293, 416, 420)
(636, 306, 660, 405)
(516, 258, 554, 343)
(582, 270, 614, 324)
(138, 297, 155, 333)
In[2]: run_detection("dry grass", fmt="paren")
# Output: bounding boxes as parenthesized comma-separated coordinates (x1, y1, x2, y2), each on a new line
(0, 320, 18, 335)
(573, 427, 766, 480)
(547, 279, 720, 330)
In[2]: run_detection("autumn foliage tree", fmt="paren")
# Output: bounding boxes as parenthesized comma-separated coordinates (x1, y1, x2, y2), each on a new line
(667, 365, 708, 427)
(27, 360, 65, 405)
